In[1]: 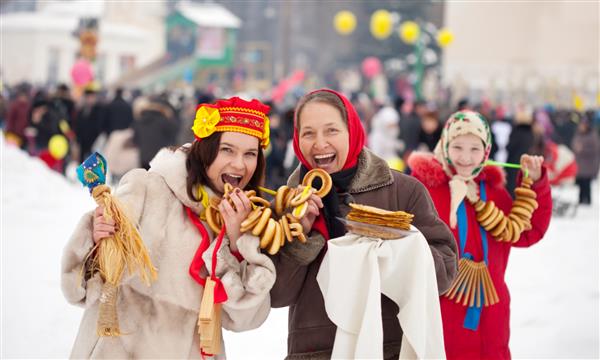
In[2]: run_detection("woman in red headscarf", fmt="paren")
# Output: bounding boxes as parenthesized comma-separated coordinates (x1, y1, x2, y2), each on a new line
(269, 89, 458, 359)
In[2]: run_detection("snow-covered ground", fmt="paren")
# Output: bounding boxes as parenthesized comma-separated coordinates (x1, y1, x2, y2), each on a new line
(2, 139, 598, 359)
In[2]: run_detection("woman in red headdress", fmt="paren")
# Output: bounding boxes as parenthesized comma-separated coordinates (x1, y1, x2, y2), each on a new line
(269, 89, 458, 359)
(62, 97, 276, 358)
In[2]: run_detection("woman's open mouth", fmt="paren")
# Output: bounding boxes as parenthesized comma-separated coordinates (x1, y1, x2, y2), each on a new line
(222, 173, 243, 187)
(314, 153, 336, 167)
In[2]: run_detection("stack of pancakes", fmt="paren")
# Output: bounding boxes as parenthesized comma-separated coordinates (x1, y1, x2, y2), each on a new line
(345, 203, 414, 239)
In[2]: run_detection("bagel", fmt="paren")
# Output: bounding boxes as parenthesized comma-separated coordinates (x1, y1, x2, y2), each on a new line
(302, 168, 333, 198)
(511, 221, 521, 242)
(223, 183, 234, 196)
(286, 213, 300, 224)
(292, 201, 309, 220)
(288, 223, 303, 236)
(209, 196, 221, 210)
(521, 177, 534, 187)
(279, 222, 286, 247)
(249, 196, 271, 208)
(515, 187, 536, 199)
(205, 206, 222, 233)
(502, 221, 513, 242)
(480, 207, 500, 228)
(267, 221, 283, 255)
(289, 223, 306, 243)
(490, 216, 508, 238)
(259, 218, 277, 249)
(240, 207, 264, 233)
(512, 199, 535, 213)
(517, 196, 539, 210)
(474, 199, 486, 212)
(296, 232, 307, 243)
(508, 213, 524, 235)
(275, 185, 290, 216)
(476, 201, 495, 222)
(290, 186, 314, 207)
(252, 208, 273, 236)
(511, 205, 532, 219)
(280, 216, 293, 243)
(486, 208, 505, 230)
(284, 188, 297, 209)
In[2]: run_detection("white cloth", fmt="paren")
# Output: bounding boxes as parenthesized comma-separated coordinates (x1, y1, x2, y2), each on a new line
(317, 228, 445, 360)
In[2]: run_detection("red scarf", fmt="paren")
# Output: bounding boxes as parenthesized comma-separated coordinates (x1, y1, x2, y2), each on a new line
(185, 206, 228, 303)
(292, 89, 366, 239)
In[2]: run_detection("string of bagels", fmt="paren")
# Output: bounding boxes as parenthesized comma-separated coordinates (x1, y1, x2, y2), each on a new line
(205, 168, 333, 254)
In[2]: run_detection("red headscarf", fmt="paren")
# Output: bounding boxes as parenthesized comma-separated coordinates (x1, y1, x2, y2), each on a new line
(292, 89, 366, 171)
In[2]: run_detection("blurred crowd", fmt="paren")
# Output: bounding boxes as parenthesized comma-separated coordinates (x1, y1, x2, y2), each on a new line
(2, 82, 599, 206)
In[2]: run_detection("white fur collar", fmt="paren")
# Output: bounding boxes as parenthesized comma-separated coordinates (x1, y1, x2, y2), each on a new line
(148, 146, 214, 214)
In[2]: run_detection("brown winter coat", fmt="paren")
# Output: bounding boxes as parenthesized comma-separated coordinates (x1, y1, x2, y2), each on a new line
(270, 148, 457, 359)
(61, 147, 275, 359)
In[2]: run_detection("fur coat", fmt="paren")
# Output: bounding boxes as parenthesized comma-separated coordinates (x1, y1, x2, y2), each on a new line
(61, 147, 275, 359)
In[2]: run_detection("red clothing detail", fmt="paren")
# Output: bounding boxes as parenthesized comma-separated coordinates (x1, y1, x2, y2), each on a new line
(231, 250, 244, 262)
(311, 213, 330, 240)
(409, 153, 552, 360)
(185, 206, 228, 303)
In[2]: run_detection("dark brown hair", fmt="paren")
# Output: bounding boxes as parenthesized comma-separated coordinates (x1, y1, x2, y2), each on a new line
(184, 132, 265, 200)
(295, 90, 348, 130)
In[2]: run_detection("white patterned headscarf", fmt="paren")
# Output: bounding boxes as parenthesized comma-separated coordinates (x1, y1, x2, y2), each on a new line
(433, 110, 492, 228)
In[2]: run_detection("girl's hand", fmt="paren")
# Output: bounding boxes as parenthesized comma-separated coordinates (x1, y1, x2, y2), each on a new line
(298, 193, 324, 235)
(219, 188, 252, 252)
(92, 206, 116, 245)
(520, 154, 544, 182)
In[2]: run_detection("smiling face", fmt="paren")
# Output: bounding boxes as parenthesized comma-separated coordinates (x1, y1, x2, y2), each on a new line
(298, 101, 350, 174)
(447, 133, 486, 177)
(206, 132, 260, 193)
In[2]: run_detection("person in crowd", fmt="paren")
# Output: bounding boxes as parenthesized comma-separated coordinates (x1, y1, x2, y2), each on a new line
(551, 109, 579, 147)
(74, 87, 106, 162)
(269, 88, 457, 359)
(400, 99, 425, 157)
(53, 83, 76, 126)
(571, 117, 600, 205)
(408, 110, 552, 359)
(264, 102, 287, 189)
(368, 104, 404, 163)
(132, 96, 179, 170)
(506, 106, 535, 193)
(29, 96, 62, 153)
(490, 106, 512, 163)
(104, 87, 134, 135)
(417, 109, 443, 152)
(5, 86, 31, 147)
(62, 97, 276, 358)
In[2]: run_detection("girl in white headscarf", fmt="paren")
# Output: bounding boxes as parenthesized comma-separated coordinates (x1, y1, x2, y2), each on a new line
(408, 110, 552, 360)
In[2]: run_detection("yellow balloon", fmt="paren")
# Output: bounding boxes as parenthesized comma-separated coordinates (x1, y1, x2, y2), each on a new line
(399, 21, 420, 44)
(370, 9, 393, 40)
(334, 10, 356, 35)
(48, 134, 69, 160)
(437, 28, 454, 48)
(387, 157, 405, 172)
(573, 94, 584, 112)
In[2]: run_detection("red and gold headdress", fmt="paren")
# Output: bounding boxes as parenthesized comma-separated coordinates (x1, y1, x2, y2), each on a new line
(192, 97, 271, 149)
